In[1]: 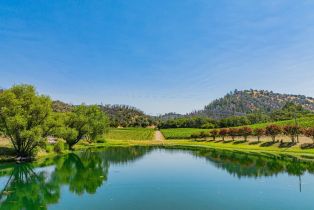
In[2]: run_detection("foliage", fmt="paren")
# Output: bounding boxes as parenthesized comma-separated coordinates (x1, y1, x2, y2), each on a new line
(304, 128, 314, 143)
(238, 126, 253, 141)
(199, 89, 314, 119)
(57, 105, 108, 149)
(100, 104, 153, 128)
(158, 116, 217, 129)
(53, 140, 65, 153)
(283, 125, 301, 143)
(253, 128, 265, 142)
(228, 128, 239, 141)
(219, 128, 228, 141)
(265, 124, 282, 142)
(0, 85, 52, 157)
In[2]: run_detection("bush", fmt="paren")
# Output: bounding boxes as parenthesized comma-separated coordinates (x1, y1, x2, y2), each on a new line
(54, 141, 65, 153)
(38, 139, 48, 150)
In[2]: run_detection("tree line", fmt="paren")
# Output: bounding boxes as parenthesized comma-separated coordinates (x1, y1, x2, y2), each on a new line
(0, 85, 109, 158)
(158, 103, 313, 129)
(190, 124, 314, 144)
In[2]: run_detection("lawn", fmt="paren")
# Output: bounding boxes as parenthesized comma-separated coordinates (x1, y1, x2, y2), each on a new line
(106, 128, 155, 140)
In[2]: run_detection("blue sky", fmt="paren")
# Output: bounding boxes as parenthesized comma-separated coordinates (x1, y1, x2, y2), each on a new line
(1, 0, 314, 115)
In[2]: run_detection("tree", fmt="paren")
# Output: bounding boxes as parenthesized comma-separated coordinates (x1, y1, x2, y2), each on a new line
(283, 125, 301, 143)
(253, 128, 265, 142)
(304, 127, 314, 143)
(219, 128, 228, 141)
(228, 128, 239, 141)
(58, 105, 108, 149)
(238, 126, 253, 141)
(211, 129, 219, 141)
(0, 85, 52, 157)
(265, 124, 282, 142)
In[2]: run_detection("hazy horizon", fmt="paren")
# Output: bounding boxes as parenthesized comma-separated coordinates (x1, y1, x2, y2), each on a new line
(1, 1, 314, 115)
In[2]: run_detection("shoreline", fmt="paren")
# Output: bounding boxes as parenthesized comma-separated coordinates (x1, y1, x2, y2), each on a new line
(2, 138, 314, 164)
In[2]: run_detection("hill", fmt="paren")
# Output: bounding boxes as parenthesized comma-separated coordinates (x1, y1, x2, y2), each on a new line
(192, 89, 314, 119)
(99, 104, 153, 127)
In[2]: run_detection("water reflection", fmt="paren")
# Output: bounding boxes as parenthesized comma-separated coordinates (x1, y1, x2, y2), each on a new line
(0, 146, 153, 209)
(1, 146, 314, 209)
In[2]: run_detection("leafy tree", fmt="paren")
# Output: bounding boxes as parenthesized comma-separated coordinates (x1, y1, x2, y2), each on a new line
(210, 129, 219, 141)
(283, 125, 301, 143)
(253, 128, 265, 142)
(265, 124, 282, 142)
(304, 127, 314, 143)
(58, 105, 108, 149)
(0, 85, 52, 157)
(238, 126, 253, 141)
(219, 128, 228, 141)
(228, 128, 239, 141)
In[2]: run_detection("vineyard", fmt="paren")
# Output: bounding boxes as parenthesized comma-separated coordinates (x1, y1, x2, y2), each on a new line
(161, 116, 314, 139)
(106, 128, 155, 140)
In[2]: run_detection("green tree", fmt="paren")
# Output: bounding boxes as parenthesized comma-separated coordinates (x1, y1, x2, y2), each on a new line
(58, 105, 108, 149)
(0, 85, 52, 157)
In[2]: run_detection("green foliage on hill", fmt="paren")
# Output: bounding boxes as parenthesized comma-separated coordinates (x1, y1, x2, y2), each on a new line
(99, 104, 153, 128)
(196, 89, 314, 119)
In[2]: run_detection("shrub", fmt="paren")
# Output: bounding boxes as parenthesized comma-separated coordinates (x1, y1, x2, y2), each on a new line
(265, 124, 282, 142)
(54, 141, 65, 153)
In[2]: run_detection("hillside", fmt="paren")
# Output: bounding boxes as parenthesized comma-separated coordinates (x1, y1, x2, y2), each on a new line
(99, 104, 152, 127)
(51, 101, 152, 128)
(193, 89, 314, 119)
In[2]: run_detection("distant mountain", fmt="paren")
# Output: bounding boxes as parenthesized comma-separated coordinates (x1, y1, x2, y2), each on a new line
(192, 89, 314, 119)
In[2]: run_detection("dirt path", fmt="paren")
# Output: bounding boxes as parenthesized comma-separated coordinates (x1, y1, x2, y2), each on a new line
(154, 130, 165, 141)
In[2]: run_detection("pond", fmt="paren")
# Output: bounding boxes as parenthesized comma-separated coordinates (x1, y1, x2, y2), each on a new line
(1, 146, 314, 210)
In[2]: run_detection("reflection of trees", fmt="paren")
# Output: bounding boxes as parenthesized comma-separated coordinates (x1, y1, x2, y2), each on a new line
(195, 149, 314, 179)
(0, 164, 60, 210)
(0, 146, 152, 209)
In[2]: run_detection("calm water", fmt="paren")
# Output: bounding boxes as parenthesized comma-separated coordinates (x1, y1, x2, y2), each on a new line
(1, 147, 314, 210)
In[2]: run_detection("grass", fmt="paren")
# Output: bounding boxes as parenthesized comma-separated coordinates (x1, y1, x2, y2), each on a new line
(106, 128, 154, 140)
(161, 116, 314, 139)
(3, 124, 314, 163)
(239, 115, 314, 129)
(161, 128, 210, 139)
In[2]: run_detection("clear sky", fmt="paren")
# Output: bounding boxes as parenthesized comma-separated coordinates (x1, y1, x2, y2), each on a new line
(1, 0, 314, 115)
